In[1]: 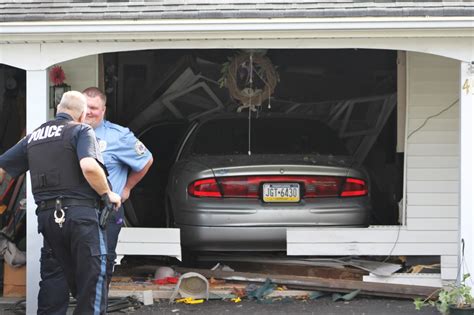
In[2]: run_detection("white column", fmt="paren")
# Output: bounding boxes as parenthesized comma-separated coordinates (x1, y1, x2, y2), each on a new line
(460, 61, 474, 284)
(26, 70, 48, 314)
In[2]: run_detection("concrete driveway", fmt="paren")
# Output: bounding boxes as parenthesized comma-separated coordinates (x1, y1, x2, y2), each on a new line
(0, 296, 439, 314)
(118, 297, 439, 315)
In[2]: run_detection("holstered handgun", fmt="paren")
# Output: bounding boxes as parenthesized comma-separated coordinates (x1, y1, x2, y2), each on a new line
(99, 193, 114, 229)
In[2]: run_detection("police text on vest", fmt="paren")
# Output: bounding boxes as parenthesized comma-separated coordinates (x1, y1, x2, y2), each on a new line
(28, 125, 64, 143)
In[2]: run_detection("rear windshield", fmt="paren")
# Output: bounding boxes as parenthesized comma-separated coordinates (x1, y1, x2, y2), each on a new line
(184, 117, 348, 156)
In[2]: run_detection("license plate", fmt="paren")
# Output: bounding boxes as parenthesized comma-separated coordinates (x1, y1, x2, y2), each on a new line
(262, 183, 300, 203)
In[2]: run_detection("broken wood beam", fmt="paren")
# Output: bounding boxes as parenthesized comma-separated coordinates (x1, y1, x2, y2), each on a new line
(174, 267, 438, 300)
(108, 288, 317, 301)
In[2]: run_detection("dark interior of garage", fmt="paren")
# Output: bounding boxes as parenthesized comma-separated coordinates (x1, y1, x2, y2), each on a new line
(0, 65, 27, 294)
(101, 49, 403, 230)
(0, 65, 26, 154)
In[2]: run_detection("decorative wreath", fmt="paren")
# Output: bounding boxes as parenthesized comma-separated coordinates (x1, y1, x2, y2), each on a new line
(219, 52, 279, 109)
(49, 65, 66, 86)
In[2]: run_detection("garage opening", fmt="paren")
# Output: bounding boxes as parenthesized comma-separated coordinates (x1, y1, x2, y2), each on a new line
(0, 65, 26, 154)
(102, 49, 402, 240)
(0, 64, 27, 294)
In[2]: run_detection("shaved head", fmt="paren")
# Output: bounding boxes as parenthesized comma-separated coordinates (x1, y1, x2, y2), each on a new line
(83, 87, 106, 105)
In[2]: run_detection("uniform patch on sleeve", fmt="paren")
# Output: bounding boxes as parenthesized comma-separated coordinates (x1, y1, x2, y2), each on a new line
(135, 140, 146, 155)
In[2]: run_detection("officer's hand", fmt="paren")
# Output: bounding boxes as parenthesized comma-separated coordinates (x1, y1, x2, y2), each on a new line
(121, 187, 130, 203)
(107, 191, 122, 210)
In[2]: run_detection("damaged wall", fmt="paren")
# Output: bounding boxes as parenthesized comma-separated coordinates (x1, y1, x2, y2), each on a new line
(55, 50, 461, 280)
(405, 52, 460, 279)
(288, 52, 460, 281)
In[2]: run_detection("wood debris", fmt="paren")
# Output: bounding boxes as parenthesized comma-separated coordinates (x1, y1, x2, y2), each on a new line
(174, 267, 438, 300)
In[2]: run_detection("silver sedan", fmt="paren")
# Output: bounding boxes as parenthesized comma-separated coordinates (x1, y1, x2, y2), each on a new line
(166, 113, 371, 251)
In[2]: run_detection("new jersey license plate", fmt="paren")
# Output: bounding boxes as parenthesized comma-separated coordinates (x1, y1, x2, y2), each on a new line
(262, 183, 300, 203)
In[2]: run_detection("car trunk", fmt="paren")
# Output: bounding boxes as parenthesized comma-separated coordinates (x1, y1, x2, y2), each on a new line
(189, 154, 356, 170)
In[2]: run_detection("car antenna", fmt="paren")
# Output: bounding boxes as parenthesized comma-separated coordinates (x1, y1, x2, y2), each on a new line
(248, 53, 253, 156)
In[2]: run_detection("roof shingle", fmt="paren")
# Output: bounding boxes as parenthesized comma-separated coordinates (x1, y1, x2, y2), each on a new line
(0, 0, 472, 21)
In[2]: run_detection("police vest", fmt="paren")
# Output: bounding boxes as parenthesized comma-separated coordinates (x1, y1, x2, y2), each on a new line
(26, 119, 97, 198)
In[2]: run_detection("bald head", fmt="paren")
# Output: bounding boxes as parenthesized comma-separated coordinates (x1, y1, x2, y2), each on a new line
(57, 91, 87, 122)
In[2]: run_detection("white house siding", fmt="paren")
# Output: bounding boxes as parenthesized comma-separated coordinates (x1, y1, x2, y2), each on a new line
(406, 52, 460, 226)
(287, 52, 460, 281)
(405, 52, 460, 280)
(47, 55, 98, 117)
(58, 55, 98, 92)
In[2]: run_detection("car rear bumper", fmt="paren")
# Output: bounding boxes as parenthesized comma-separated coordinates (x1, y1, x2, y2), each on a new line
(177, 224, 367, 251)
(173, 197, 371, 226)
(172, 196, 371, 250)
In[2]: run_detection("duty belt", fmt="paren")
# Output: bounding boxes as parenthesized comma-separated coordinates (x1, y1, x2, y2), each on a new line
(36, 198, 99, 212)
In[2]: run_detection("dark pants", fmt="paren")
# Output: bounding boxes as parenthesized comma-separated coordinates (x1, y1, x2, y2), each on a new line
(38, 243, 69, 315)
(37, 207, 122, 315)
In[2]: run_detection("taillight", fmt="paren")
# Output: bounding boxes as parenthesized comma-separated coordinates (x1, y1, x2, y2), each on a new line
(304, 176, 343, 198)
(219, 177, 259, 198)
(188, 178, 222, 197)
(188, 176, 368, 198)
(341, 178, 368, 197)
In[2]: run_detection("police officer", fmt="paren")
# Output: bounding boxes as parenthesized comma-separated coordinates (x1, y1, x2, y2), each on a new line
(83, 86, 153, 283)
(0, 91, 121, 314)
(37, 87, 153, 313)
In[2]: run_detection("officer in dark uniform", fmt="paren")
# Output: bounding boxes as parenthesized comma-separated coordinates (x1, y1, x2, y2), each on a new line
(36, 87, 154, 314)
(0, 91, 121, 315)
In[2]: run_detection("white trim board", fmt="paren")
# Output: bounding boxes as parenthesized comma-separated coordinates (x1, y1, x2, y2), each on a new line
(2, 17, 473, 37)
(2, 38, 472, 72)
(26, 70, 48, 315)
(459, 61, 474, 284)
(363, 273, 442, 288)
(287, 227, 458, 243)
(287, 228, 459, 280)
(287, 227, 459, 257)
(115, 228, 182, 264)
(288, 243, 458, 257)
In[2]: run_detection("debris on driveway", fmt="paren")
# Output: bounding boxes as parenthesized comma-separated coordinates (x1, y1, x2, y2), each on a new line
(200, 256, 402, 277)
(109, 257, 439, 309)
(173, 267, 438, 300)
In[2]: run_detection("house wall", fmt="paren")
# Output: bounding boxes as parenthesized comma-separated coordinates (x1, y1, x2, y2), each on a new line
(287, 52, 460, 281)
(405, 52, 460, 228)
(47, 55, 98, 117)
(58, 55, 99, 92)
(405, 52, 460, 279)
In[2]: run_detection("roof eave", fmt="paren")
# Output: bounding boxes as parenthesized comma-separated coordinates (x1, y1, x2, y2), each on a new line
(1, 16, 473, 43)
